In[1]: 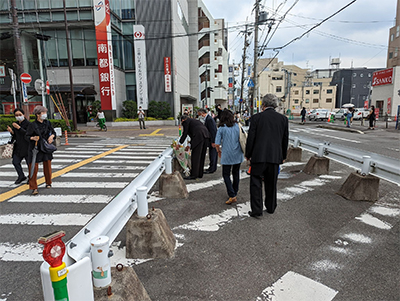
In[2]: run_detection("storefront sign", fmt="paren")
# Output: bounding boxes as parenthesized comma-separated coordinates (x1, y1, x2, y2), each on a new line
(0, 65, 5, 77)
(94, 0, 116, 111)
(387, 97, 391, 114)
(364, 100, 369, 109)
(22, 82, 28, 102)
(164, 57, 172, 93)
(133, 25, 149, 110)
(372, 68, 393, 87)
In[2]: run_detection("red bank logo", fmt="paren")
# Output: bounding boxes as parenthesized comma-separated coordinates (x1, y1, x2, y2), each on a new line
(134, 31, 144, 39)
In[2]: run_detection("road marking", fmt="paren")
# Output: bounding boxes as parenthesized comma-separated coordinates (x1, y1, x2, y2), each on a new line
(0, 164, 66, 170)
(295, 128, 361, 143)
(105, 155, 158, 159)
(43, 182, 128, 188)
(0, 213, 94, 225)
(0, 145, 128, 202)
(355, 213, 392, 230)
(0, 242, 43, 261)
(92, 160, 153, 164)
(342, 233, 372, 244)
(59, 172, 138, 178)
(0, 172, 44, 178)
(256, 271, 338, 301)
(8, 194, 113, 203)
(139, 129, 164, 137)
(78, 166, 146, 171)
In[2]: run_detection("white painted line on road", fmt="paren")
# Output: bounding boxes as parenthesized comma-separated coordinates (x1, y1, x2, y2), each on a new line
(256, 271, 338, 301)
(60, 172, 139, 178)
(92, 160, 153, 164)
(311, 260, 340, 271)
(355, 213, 392, 230)
(368, 205, 400, 217)
(78, 166, 145, 171)
(342, 233, 372, 244)
(105, 155, 158, 159)
(42, 182, 128, 188)
(296, 128, 361, 143)
(0, 213, 94, 225)
(8, 194, 113, 203)
(56, 150, 102, 154)
(0, 181, 23, 188)
(52, 159, 82, 163)
(55, 154, 93, 158)
(0, 164, 66, 170)
(0, 242, 42, 261)
(0, 172, 44, 178)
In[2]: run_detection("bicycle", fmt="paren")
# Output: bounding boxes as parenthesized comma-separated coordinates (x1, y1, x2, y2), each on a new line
(95, 119, 107, 131)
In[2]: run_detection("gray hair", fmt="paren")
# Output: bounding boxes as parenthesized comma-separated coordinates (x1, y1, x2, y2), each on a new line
(197, 108, 207, 114)
(262, 94, 279, 109)
(32, 105, 47, 116)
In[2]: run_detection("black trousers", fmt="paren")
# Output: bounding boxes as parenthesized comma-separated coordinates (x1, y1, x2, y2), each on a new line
(222, 163, 241, 197)
(250, 162, 279, 214)
(191, 138, 209, 178)
(208, 144, 218, 172)
(12, 154, 29, 180)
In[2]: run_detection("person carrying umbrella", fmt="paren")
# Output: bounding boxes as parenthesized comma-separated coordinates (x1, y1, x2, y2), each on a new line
(25, 106, 56, 195)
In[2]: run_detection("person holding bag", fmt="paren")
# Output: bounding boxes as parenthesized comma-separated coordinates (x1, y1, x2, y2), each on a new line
(6, 108, 30, 184)
(25, 106, 56, 195)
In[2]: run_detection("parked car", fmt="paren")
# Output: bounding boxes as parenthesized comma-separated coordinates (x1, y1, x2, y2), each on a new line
(308, 109, 329, 121)
(353, 108, 369, 120)
(335, 109, 347, 120)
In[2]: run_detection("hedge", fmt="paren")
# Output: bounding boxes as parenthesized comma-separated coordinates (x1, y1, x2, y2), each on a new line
(0, 116, 74, 132)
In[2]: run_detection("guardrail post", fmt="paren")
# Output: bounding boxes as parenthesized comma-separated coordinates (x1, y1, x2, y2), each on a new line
(293, 137, 300, 148)
(137, 186, 148, 217)
(165, 155, 172, 175)
(361, 156, 372, 176)
(317, 143, 325, 157)
(90, 236, 112, 288)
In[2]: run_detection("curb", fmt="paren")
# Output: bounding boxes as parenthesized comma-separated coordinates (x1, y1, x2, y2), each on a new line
(317, 124, 364, 134)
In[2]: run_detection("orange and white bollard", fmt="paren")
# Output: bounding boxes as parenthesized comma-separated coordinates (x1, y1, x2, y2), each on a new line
(64, 130, 69, 145)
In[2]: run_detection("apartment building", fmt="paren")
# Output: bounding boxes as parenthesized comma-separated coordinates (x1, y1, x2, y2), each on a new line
(387, 3, 400, 68)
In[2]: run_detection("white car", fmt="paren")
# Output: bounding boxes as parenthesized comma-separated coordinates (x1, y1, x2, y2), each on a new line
(308, 109, 329, 121)
(352, 108, 369, 120)
(335, 109, 347, 120)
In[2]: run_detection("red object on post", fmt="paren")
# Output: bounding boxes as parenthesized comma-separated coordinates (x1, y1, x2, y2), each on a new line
(20, 73, 32, 84)
(38, 231, 66, 268)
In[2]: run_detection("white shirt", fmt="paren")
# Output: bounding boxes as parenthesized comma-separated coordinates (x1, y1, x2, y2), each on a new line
(97, 112, 105, 119)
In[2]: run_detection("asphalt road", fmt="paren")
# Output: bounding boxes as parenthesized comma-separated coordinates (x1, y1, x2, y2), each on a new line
(0, 123, 399, 301)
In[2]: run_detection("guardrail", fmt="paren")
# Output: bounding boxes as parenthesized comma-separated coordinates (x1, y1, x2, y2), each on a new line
(289, 135, 400, 186)
(0, 132, 12, 146)
(66, 146, 174, 262)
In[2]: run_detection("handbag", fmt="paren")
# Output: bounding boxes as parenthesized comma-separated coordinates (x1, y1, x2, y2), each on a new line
(34, 121, 57, 154)
(238, 123, 247, 153)
(1, 142, 14, 159)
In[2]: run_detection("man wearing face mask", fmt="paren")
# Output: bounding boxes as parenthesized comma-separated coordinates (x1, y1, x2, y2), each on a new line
(25, 106, 56, 195)
(6, 108, 30, 184)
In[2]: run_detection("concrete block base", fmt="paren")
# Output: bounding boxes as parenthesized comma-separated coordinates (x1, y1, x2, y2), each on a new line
(94, 266, 151, 301)
(303, 155, 329, 175)
(126, 208, 176, 259)
(286, 147, 302, 162)
(159, 171, 188, 198)
(337, 172, 379, 202)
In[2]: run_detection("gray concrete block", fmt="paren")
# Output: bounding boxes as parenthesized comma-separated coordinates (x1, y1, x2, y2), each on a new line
(303, 155, 329, 175)
(94, 266, 151, 301)
(337, 172, 379, 202)
(286, 147, 302, 162)
(159, 171, 189, 199)
(126, 208, 176, 259)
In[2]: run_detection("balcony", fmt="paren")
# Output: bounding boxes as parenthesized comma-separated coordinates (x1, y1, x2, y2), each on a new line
(198, 38, 210, 50)
(199, 57, 210, 68)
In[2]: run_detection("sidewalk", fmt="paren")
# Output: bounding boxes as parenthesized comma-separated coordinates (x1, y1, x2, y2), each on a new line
(289, 117, 400, 134)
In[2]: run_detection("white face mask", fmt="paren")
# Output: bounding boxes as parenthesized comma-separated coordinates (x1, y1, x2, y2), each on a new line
(16, 116, 24, 122)
(40, 113, 47, 120)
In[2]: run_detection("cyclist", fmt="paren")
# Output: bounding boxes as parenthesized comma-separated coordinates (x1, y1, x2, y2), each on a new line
(96, 108, 106, 130)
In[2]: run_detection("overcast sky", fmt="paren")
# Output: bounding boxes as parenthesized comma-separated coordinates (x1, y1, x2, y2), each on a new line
(202, 0, 396, 71)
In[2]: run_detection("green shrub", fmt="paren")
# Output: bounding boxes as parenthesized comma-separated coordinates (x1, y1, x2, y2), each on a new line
(167, 117, 175, 120)
(115, 117, 135, 122)
(0, 116, 73, 131)
(147, 100, 171, 119)
(49, 119, 75, 132)
(122, 100, 138, 119)
(92, 100, 101, 115)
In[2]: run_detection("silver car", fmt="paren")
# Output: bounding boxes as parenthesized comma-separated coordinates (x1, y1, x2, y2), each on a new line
(335, 109, 347, 120)
(308, 109, 329, 121)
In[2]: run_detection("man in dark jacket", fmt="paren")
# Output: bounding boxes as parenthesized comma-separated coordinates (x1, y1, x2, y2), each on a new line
(179, 115, 210, 180)
(6, 108, 30, 184)
(245, 94, 289, 217)
(197, 108, 217, 173)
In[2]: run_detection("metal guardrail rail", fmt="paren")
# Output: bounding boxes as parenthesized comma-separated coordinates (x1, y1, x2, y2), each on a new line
(67, 146, 174, 261)
(0, 132, 12, 146)
(289, 135, 400, 186)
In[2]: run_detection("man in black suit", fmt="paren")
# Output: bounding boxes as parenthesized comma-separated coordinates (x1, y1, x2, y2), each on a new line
(179, 115, 210, 180)
(245, 94, 289, 217)
(197, 108, 217, 173)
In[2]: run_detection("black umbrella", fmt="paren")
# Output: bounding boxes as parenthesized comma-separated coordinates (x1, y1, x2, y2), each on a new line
(30, 140, 39, 178)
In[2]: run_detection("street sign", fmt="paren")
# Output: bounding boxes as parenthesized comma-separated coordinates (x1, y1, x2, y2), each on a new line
(46, 80, 50, 95)
(20, 73, 32, 84)
(0, 65, 5, 77)
(387, 97, 391, 114)
(22, 82, 28, 102)
(364, 100, 369, 109)
(35, 79, 44, 93)
(239, 98, 243, 103)
(248, 79, 254, 87)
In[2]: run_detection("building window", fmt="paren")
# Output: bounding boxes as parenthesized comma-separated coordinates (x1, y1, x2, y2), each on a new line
(353, 73, 357, 77)
(352, 84, 356, 89)
(276, 86, 282, 93)
(397, 25, 400, 37)
(305, 90, 310, 94)
(313, 99, 319, 103)
(327, 89, 332, 94)
(294, 99, 299, 104)
(326, 98, 332, 103)
(294, 90, 299, 95)
(305, 99, 309, 103)
(389, 52, 393, 59)
(395, 47, 398, 57)
(360, 73, 364, 77)
(368, 73, 371, 77)
(391, 34, 394, 42)
(313, 90, 319, 94)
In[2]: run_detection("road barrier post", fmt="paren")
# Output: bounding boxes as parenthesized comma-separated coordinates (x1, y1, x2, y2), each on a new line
(90, 236, 112, 288)
(165, 155, 173, 174)
(137, 186, 148, 217)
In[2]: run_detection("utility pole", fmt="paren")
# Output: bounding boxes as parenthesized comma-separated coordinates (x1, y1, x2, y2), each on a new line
(63, 0, 77, 130)
(204, 65, 209, 109)
(250, 0, 260, 116)
(340, 77, 344, 108)
(239, 24, 249, 114)
(10, 0, 28, 114)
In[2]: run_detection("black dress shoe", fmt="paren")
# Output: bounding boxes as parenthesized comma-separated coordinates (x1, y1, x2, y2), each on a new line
(14, 176, 27, 184)
(248, 211, 263, 218)
(183, 176, 197, 180)
(203, 170, 214, 174)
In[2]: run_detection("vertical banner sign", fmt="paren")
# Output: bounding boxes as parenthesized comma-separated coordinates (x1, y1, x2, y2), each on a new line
(22, 82, 28, 103)
(133, 25, 149, 110)
(94, 0, 116, 111)
(164, 57, 172, 93)
(387, 97, 391, 114)
(375, 108, 380, 121)
(364, 100, 369, 109)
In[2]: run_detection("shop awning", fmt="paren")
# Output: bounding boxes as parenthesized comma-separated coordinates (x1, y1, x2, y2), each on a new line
(50, 85, 97, 95)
